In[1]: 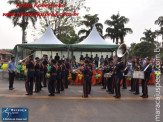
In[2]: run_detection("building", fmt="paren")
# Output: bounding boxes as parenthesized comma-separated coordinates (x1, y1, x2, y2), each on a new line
(0, 50, 13, 62)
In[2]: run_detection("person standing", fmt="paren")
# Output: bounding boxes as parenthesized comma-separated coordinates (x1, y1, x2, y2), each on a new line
(34, 57, 41, 93)
(55, 53, 60, 62)
(94, 54, 99, 67)
(114, 57, 124, 98)
(65, 59, 70, 88)
(7, 56, 16, 90)
(25, 55, 35, 95)
(48, 60, 57, 96)
(82, 60, 91, 98)
(56, 60, 62, 94)
(42, 56, 49, 87)
(141, 58, 152, 98)
(100, 55, 105, 65)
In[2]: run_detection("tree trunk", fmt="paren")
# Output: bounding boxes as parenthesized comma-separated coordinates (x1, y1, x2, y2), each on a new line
(116, 38, 118, 44)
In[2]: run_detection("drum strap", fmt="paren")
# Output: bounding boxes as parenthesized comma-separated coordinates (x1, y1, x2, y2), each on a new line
(144, 64, 150, 71)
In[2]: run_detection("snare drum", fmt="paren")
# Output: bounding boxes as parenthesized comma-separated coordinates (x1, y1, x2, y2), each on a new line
(133, 71, 144, 79)
(104, 73, 112, 78)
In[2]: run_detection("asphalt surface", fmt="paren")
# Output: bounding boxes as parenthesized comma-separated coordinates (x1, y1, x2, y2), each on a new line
(0, 75, 163, 122)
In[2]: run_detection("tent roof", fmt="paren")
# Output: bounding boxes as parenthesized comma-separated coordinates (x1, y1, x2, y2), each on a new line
(78, 26, 115, 45)
(29, 26, 63, 44)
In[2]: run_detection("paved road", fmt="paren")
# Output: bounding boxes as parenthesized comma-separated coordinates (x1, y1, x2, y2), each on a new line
(0, 75, 163, 122)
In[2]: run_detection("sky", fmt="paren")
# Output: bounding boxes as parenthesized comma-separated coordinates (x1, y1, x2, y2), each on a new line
(0, 0, 163, 49)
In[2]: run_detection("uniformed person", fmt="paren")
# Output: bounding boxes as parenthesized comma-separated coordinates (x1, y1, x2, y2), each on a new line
(48, 60, 57, 96)
(82, 60, 91, 98)
(65, 59, 70, 88)
(25, 55, 35, 95)
(141, 58, 152, 98)
(56, 60, 62, 94)
(34, 57, 40, 93)
(61, 60, 65, 91)
(114, 57, 124, 98)
(88, 62, 93, 94)
(39, 60, 44, 90)
(129, 61, 136, 92)
(108, 61, 114, 93)
(133, 58, 141, 95)
(42, 55, 49, 87)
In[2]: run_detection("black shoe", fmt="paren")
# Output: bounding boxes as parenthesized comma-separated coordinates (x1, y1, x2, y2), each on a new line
(133, 92, 140, 95)
(140, 95, 144, 97)
(142, 95, 148, 98)
(101, 87, 106, 89)
(25, 93, 30, 95)
(56, 92, 60, 94)
(48, 94, 55, 96)
(9, 88, 14, 90)
(115, 96, 121, 98)
(113, 95, 117, 97)
(122, 87, 127, 89)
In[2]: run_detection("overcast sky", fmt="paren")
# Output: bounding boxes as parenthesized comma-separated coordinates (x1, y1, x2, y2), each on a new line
(0, 0, 162, 49)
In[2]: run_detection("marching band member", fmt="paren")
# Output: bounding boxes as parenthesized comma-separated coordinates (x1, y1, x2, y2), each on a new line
(61, 60, 65, 91)
(133, 58, 141, 95)
(114, 57, 124, 98)
(108, 61, 114, 94)
(88, 61, 93, 94)
(48, 60, 57, 96)
(65, 59, 70, 88)
(56, 60, 62, 94)
(34, 57, 41, 93)
(82, 60, 91, 97)
(42, 55, 49, 87)
(129, 61, 136, 92)
(25, 55, 35, 95)
(141, 58, 152, 98)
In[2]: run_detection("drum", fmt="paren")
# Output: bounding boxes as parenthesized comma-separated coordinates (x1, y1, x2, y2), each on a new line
(133, 71, 144, 79)
(124, 71, 133, 78)
(104, 73, 112, 78)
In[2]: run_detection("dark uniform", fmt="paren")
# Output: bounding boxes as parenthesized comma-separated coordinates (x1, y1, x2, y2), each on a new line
(82, 65, 92, 97)
(39, 63, 44, 90)
(103, 65, 110, 89)
(48, 65, 57, 96)
(25, 59, 35, 95)
(122, 66, 128, 89)
(56, 65, 62, 93)
(88, 64, 93, 94)
(61, 63, 66, 91)
(34, 62, 41, 92)
(42, 59, 48, 87)
(133, 63, 141, 94)
(114, 61, 124, 98)
(65, 62, 70, 88)
(108, 66, 114, 93)
(142, 63, 152, 98)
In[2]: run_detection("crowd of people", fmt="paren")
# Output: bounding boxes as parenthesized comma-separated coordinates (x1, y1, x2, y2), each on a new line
(6, 52, 159, 98)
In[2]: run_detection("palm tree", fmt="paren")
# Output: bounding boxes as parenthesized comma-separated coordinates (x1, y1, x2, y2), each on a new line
(104, 13, 133, 44)
(140, 29, 156, 44)
(7, 0, 39, 44)
(155, 16, 163, 40)
(78, 14, 103, 41)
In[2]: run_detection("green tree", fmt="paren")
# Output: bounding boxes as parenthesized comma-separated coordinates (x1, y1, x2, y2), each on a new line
(104, 13, 133, 44)
(7, 0, 39, 43)
(78, 14, 103, 41)
(128, 42, 136, 58)
(38, 0, 88, 42)
(132, 41, 155, 58)
(140, 29, 156, 44)
(155, 16, 163, 40)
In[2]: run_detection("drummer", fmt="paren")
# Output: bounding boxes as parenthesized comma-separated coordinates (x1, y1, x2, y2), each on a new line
(108, 60, 114, 94)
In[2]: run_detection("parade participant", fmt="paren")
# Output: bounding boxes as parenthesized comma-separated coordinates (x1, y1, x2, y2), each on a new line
(56, 60, 62, 93)
(25, 55, 35, 95)
(61, 60, 65, 91)
(94, 54, 99, 67)
(122, 63, 128, 89)
(114, 57, 124, 98)
(133, 58, 141, 95)
(42, 55, 49, 87)
(39, 60, 44, 90)
(34, 57, 41, 93)
(88, 61, 93, 94)
(102, 65, 109, 89)
(48, 60, 57, 96)
(108, 61, 114, 93)
(141, 58, 152, 98)
(65, 59, 70, 88)
(7, 56, 16, 90)
(129, 61, 136, 92)
(82, 60, 91, 97)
